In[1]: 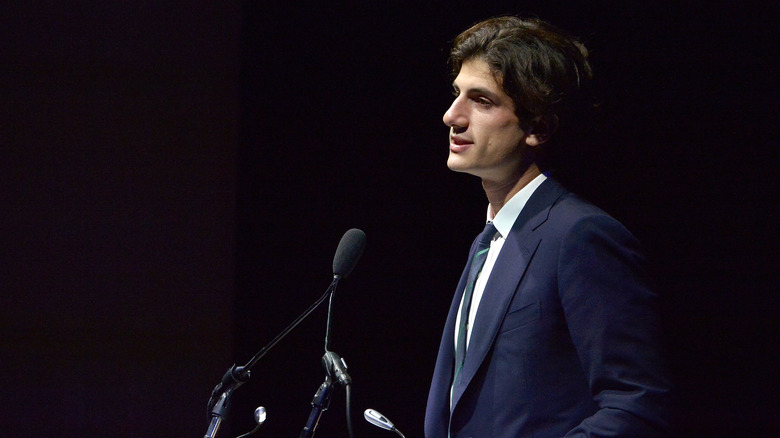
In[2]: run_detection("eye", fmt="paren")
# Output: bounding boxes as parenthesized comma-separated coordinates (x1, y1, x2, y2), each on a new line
(473, 96, 493, 107)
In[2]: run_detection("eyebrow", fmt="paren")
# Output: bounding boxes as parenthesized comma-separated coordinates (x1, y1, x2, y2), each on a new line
(453, 83, 500, 100)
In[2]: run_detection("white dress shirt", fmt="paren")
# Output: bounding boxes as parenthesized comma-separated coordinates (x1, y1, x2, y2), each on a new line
(454, 173, 547, 350)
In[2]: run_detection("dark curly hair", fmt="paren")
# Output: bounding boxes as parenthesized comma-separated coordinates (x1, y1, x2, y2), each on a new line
(450, 16, 596, 143)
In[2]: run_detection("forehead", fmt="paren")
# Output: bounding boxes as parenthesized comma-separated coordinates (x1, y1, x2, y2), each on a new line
(453, 58, 504, 92)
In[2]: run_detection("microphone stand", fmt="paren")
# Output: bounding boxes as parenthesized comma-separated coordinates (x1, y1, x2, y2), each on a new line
(299, 351, 351, 438)
(299, 277, 354, 438)
(300, 373, 334, 438)
(204, 277, 340, 438)
(204, 364, 250, 438)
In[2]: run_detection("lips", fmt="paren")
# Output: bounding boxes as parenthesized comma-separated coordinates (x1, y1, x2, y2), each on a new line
(450, 135, 473, 152)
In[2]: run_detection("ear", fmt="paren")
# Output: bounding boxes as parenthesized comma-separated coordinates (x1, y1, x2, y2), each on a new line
(524, 114, 559, 147)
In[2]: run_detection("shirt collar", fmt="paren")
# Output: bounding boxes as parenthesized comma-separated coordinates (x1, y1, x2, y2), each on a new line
(486, 173, 548, 238)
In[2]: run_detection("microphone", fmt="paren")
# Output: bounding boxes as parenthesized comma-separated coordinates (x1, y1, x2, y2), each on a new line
(324, 228, 366, 351)
(205, 229, 366, 438)
(332, 228, 366, 279)
(254, 406, 267, 425)
(364, 409, 406, 438)
(235, 406, 267, 438)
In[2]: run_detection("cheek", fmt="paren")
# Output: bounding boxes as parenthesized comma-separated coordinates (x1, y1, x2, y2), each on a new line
(473, 113, 524, 147)
(490, 123, 525, 147)
(499, 117, 526, 137)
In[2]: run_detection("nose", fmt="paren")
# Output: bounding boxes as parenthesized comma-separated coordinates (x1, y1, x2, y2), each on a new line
(443, 96, 467, 130)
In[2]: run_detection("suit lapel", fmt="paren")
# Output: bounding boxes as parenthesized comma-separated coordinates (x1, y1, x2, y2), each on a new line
(450, 178, 567, 410)
(426, 236, 480, 423)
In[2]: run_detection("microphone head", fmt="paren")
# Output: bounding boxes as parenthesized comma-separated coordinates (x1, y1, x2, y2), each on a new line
(332, 228, 366, 279)
(364, 408, 394, 431)
(254, 406, 267, 425)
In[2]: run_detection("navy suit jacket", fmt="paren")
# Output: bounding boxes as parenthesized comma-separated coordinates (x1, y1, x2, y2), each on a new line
(425, 178, 670, 438)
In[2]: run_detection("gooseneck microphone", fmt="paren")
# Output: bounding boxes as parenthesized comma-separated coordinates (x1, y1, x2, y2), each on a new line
(326, 228, 366, 351)
(204, 229, 366, 438)
(332, 228, 367, 279)
(301, 229, 365, 438)
(364, 409, 406, 438)
(235, 406, 267, 438)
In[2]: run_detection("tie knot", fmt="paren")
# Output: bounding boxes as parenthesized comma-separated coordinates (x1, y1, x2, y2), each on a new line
(477, 222, 497, 250)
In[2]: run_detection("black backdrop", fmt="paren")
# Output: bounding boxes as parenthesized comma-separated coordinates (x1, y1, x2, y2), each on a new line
(1, 1, 776, 437)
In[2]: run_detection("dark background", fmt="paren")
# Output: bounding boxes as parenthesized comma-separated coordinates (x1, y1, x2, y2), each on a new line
(1, 1, 776, 437)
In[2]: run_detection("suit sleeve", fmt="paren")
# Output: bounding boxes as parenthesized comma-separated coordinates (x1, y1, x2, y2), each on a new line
(558, 214, 671, 437)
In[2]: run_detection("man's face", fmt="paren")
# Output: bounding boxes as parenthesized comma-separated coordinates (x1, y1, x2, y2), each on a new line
(444, 58, 531, 183)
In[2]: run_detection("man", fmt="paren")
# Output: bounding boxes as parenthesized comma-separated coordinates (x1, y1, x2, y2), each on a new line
(425, 17, 671, 437)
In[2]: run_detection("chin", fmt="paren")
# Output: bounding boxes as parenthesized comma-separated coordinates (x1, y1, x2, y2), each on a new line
(447, 164, 477, 176)
(446, 160, 464, 173)
(447, 155, 474, 174)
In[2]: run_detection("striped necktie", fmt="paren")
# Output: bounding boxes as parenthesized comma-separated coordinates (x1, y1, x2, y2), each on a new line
(454, 222, 497, 381)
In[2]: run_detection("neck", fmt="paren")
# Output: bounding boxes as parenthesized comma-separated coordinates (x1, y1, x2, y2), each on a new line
(482, 162, 542, 217)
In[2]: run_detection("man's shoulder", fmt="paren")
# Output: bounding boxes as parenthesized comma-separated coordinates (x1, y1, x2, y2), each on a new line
(549, 191, 642, 252)
(552, 191, 610, 219)
(531, 180, 631, 237)
(515, 177, 633, 238)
